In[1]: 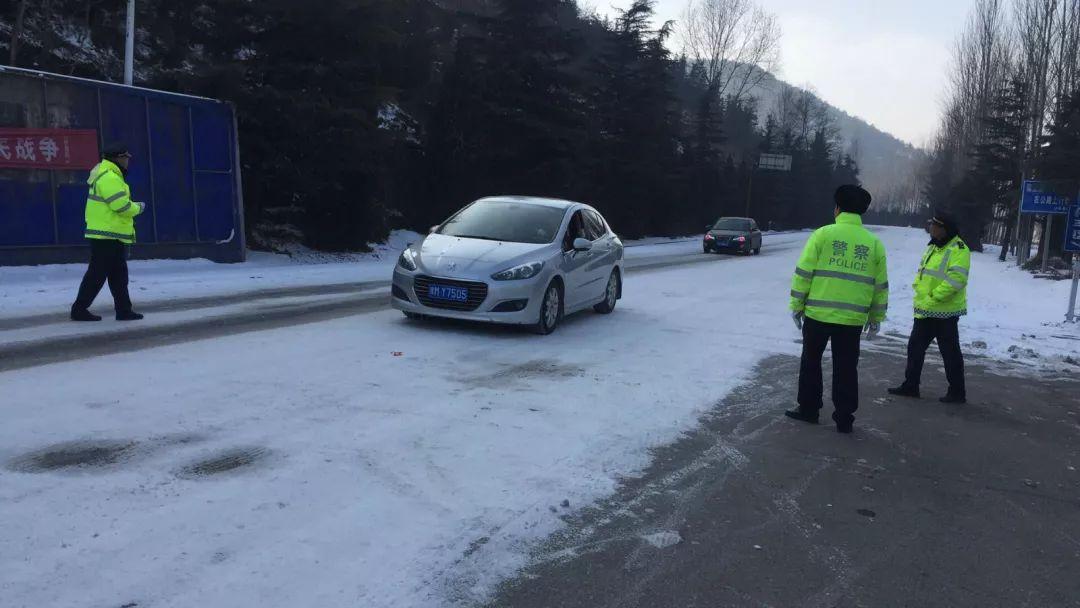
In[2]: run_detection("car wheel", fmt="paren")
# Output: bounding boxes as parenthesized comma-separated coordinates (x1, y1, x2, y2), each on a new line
(594, 271, 619, 314)
(533, 281, 563, 335)
(703, 246, 710, 254)
(754, 247, 761, 255)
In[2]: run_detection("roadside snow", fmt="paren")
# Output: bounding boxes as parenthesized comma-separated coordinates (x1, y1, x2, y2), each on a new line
(0, 232, 805, 322)
(0, 231, 420, 320)
(2, 226, 1079, 608)
(879, 230, 1080, 370)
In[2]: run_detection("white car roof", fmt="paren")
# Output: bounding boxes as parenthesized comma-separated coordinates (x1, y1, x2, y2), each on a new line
(475, 196, 583, 211)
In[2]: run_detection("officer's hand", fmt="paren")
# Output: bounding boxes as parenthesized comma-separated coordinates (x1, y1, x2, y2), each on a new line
(792, 311, 804, 330)
(865, 321, 880, 338)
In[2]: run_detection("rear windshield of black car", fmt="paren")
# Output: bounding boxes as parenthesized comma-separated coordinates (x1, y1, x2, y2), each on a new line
(713, 219, 751, 231)
(438, 201, 567, 244)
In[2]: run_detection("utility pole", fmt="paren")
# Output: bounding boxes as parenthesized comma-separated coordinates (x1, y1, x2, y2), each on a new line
(124, 0, 135, 86)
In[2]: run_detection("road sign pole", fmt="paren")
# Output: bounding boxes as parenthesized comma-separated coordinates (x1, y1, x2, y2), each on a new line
(1067, 259, 1079, 323)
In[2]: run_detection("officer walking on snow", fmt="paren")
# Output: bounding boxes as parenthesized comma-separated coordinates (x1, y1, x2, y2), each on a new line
(786, 185, 889, 433)
(888, 210, 970, 404)
(71, 143, 146, 322)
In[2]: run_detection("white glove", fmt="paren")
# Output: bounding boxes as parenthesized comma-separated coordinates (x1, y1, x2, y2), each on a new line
(865, 321, 880, 338)
(792, 311, 804, 330)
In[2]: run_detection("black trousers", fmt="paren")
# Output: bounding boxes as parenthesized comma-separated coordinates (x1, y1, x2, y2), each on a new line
(73, 239, 133, 314)
(798, 317, 863, 425)
(903, 317, 966, 398)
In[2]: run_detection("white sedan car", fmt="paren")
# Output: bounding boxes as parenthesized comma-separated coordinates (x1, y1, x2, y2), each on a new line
(391, 196, 624, 334)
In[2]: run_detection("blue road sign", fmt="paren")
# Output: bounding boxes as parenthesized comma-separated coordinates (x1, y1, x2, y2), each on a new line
(1066, 205, 1080, 253)
(1021, 180, 1075, 214)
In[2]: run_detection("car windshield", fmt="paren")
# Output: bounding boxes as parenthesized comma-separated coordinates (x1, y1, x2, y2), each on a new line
(438, 201, 566, 244)
(713, 219, 751, 231)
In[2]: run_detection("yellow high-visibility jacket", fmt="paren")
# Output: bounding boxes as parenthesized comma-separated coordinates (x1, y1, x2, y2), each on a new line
(85, 159, 143, 244)
(913, 236, 970, 319)
(790, 213, 889, 327)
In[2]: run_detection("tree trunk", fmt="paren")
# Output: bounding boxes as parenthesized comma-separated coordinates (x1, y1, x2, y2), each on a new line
(9, 0, 30, 67)
(999, 214, 1014, 261)
(1035, 212, 1068, 263)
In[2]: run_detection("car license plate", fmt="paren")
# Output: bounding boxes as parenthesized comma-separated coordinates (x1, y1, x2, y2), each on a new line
(428, 284, 469, 302)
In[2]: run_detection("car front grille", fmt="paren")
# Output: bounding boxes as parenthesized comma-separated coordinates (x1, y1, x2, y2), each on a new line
(413, 275, 489, 312)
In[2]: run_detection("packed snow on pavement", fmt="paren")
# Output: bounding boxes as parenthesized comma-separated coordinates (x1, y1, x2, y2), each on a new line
(0, 233, 802, 350)
(0, 231, 423, 321)
(2, 227, 1079, 607)
(0, 232, 788, 323)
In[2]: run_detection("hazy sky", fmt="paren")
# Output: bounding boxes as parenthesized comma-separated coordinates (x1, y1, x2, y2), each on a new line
(589, 0, 976, 147)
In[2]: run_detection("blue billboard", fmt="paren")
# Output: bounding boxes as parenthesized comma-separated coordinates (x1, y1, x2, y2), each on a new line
(0, 66, 245, 266)
(1021, 180, 1075, 215)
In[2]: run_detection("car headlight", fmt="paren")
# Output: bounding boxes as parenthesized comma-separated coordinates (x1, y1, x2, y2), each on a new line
(492, 261, 544, 281)
(398, 248, 418, 271)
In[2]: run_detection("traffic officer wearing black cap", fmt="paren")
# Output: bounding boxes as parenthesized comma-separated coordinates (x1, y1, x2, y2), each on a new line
(71, 142, 146, 322)
(786, 185, 889, 434)
(889, 209, 970, 403)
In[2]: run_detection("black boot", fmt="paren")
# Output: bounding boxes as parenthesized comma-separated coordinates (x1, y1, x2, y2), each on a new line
(784, 407, 820, 425)
(832, 411, 854, 434)
(940, 393, 967, 404)
(71, 307, 102, 322)
(116, 310, 144, 321)
(888, 384, 920, 398)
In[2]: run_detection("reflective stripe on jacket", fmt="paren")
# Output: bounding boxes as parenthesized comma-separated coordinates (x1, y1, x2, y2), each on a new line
(85, 159, 143, 244)
(790, 213, 889, 327)
(913, 236, 969, 319)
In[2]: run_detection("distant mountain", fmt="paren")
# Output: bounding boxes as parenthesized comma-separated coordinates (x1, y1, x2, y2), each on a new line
(750, 71, 928, 206)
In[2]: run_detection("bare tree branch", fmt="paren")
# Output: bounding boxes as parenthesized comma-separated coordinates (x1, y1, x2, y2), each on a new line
(678, 0, 781, 104)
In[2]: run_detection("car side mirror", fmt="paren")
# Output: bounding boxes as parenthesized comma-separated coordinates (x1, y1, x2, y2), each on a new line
(573, 238, 592, 252)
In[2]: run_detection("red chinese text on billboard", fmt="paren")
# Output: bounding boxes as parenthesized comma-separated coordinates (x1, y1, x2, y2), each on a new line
(0, 129, 100, 170)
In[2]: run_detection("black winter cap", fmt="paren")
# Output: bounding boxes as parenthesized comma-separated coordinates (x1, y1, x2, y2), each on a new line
(930, 209, 960, 238)
(834, 184, 872, 215)
(102, 142, 130, 159)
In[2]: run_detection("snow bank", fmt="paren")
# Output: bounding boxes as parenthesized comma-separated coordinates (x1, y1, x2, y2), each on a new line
(0, 231, 421, 320)
(878, 227, 1080, 370)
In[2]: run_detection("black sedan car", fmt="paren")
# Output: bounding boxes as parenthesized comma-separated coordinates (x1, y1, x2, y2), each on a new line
(703, 217, 762, 255)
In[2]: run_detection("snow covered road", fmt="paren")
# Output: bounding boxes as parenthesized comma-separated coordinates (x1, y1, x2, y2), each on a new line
(0, 233, 810, 372)
(2, 227, 1079, 607)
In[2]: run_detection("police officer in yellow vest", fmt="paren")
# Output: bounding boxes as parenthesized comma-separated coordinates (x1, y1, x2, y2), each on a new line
(786, 185, 889, 433)
(889, 210, 969, 403)
(71, 143, 146, 322)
